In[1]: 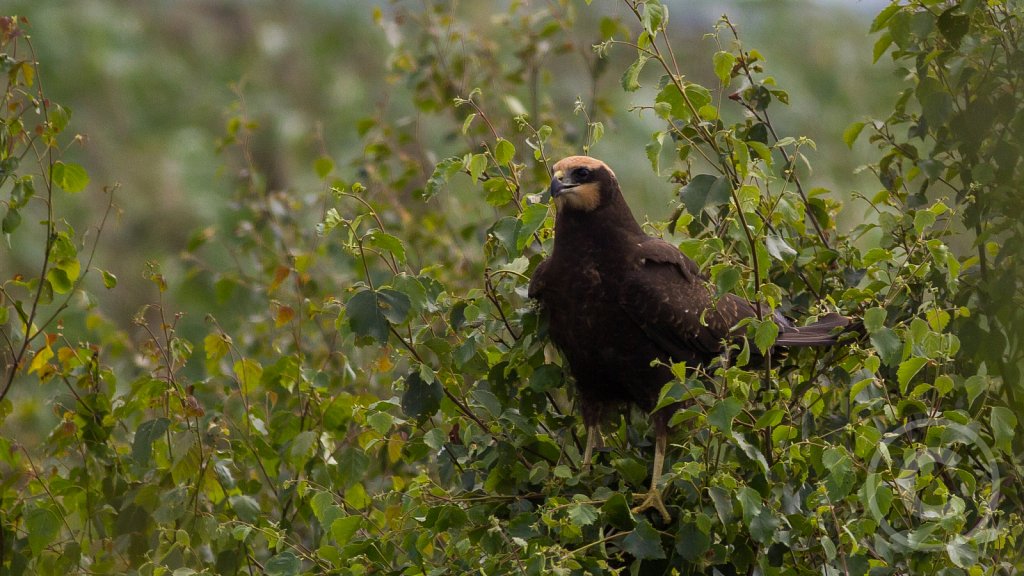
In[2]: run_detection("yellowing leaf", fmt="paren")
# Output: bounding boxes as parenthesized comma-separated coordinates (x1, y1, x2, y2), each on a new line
(233, 358, 263, 395)
(387, 434, 403, 463)
(274, 303, 295, 328)
(344, 482, 371, 510)
(269, 265, 291, 293)
(29, 344, 54, 375)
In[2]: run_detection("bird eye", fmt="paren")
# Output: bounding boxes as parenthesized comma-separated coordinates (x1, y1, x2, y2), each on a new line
(573, 167, 591, 180)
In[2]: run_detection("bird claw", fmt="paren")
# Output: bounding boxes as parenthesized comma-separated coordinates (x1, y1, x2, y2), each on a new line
(631, 489, 671, 524)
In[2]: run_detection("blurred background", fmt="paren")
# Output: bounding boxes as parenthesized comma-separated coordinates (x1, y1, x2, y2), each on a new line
(3, 1, 897, 320)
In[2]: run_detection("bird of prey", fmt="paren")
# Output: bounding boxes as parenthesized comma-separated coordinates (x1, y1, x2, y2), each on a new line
(528, 155, 849, 522)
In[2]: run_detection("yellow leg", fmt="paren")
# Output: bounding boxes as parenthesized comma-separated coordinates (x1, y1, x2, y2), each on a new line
(631, 426, 671, 523)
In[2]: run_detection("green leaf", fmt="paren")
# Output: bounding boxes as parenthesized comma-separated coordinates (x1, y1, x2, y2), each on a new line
(622, 519, 665, 560)
(736, 486, 762, 525)
(897, 357, 928, 394)
(870, 3, 901, 32)
(934, 374, 954, 396)
(344, 482, 371, 510)
(461, 113, 476, 134)
(621, 55, 649, 92)
(823, 447, 856, 500)
(732, 432, 769, 474)
(288, 430, 317, 468)
(132, 418, 170, 467)
(863, 307, 887, 333)
(101, 269, 118, 289)
(347, 289, 390, 343)
(645, 131, 664, 175)
(680, 174, 731, 215)
(468, 153, 488, 182)
(964, 374, 987, 406)
(47, 267, 73, 294)
(51, 161, 90, 193)
(754, 407, 783, 430)
(494, 138, 515, 166)
(990, 406, 1016, 454)
(26, 505, 61, 556)
(310, 491, 341, 526)
(229, 495, 261, 523)
(914, 210, 937, 236)
(870, 327, 902, 366)
(937, 9, 970, 48)
(48, 104, 71, 134)
(709, 486, 734, 524)
(926, 308, 950, 332)
(233, 358, 263, 394)
(712, 51, 735, 84)
(366, 411, 393, 435)
(714, 266, 740, 297)
(675, 520, 710, 561)
(401, 370, 443, 421)
(843, 121, 866, 148)
(483, 178, 514, 207)
(331, 515, 362, 544)
(601, 493, 635, 530)
(516, 202, 548, 252)
(708, 397, 742, 433)
(588, 121, 604, 147)
(422, 156, 461, 200)
(641, 2, 667, 36)
(11, 177, 34, 208)
(753, 319, 779, 353)
(946, 536, 978, 569)
(872, 31, 893, 63)
(567, 502, 600, 527)
(153, 486, 188, 524)
(679, 174, 715, 214)
(377, 288, 411, 324)
(314, 156, 334, 179)
(765, 235, 796, 261)
(749, 508, 781, 544)
(265, 551, 301, 576)
(860, 472, 892, 518)
(2, 208, 22, 233)
(654, 82, 711, 122)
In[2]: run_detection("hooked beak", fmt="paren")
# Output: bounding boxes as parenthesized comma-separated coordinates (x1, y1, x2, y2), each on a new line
(550, 174, 577, 198)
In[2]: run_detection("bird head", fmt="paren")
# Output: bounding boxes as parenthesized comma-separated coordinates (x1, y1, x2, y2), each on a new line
(550, 156, 618, 212)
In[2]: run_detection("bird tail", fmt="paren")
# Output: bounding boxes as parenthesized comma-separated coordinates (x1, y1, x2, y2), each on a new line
(774, 313, 854, 347)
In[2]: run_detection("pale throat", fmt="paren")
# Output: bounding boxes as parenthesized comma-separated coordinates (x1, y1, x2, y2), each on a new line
(555, 182, 601, 212)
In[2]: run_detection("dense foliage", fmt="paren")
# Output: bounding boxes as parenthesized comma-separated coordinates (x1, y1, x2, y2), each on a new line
(1, 1, 1022, 574)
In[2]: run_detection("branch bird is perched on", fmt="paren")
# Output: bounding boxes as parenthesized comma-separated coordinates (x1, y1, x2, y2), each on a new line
(528, 155, 850, 522)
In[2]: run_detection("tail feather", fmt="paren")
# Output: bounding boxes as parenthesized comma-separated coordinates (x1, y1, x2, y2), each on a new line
(774, 313, 853, 348)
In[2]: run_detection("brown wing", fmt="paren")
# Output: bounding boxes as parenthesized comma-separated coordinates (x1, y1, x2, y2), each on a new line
(636, 238, 702, 282)
(619, 249, 759, 364)
(528, 258, 551, 299)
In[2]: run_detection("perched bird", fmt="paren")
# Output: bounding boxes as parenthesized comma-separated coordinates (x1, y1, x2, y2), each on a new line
(528, 155, 849, 522)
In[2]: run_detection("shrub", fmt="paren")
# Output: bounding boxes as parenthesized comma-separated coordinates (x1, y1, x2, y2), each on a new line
(1, 1, 1021, 574)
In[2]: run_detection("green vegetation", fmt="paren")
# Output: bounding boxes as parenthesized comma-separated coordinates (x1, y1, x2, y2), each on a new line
(1, 1, 1022, 574)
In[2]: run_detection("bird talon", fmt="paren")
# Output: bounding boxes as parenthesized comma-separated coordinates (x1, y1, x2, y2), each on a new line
(631, 489, 671, 524)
